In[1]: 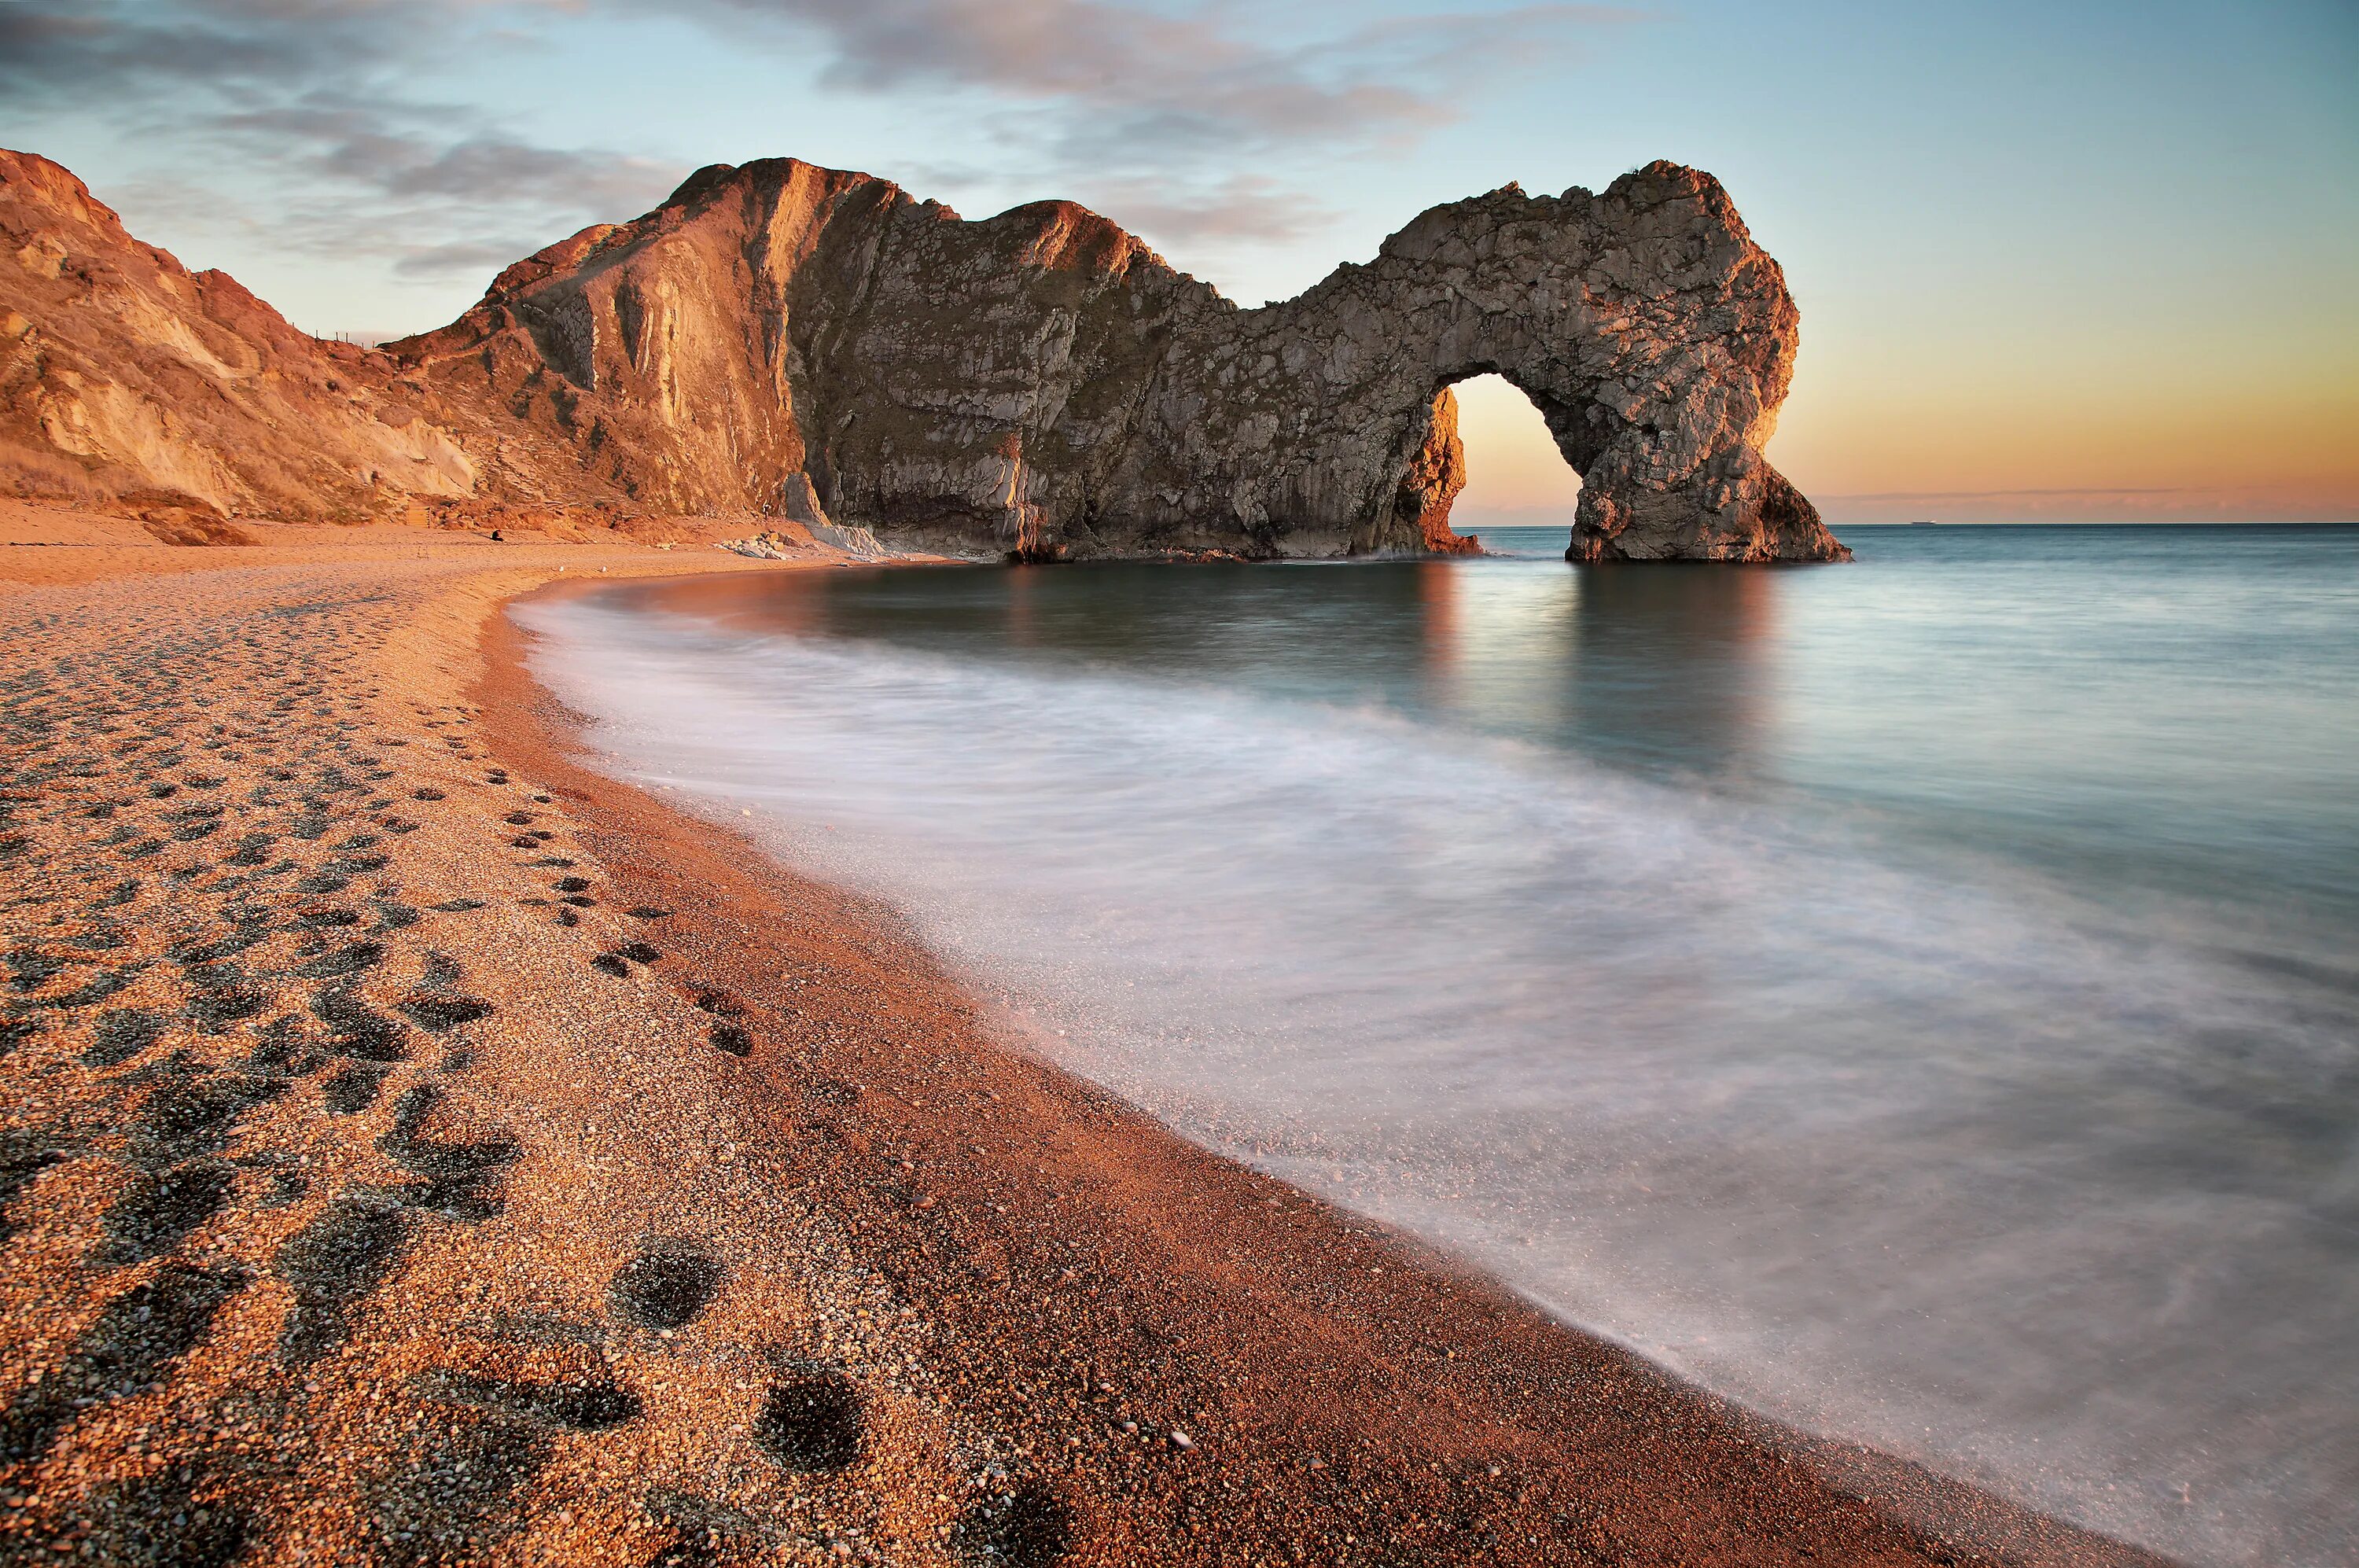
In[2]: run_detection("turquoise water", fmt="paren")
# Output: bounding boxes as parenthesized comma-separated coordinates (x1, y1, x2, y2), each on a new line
(523, 524, 2359, 1565)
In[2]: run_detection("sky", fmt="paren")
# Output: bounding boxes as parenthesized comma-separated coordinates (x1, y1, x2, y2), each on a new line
(2, 0, 2353, 525)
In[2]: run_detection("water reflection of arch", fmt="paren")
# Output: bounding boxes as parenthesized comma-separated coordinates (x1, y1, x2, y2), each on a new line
(661, 552, 1781, 784)
(1562, 565, 1778, 778)
(1415, 561, 1463, 701)
(1409, 555, 1777, 775)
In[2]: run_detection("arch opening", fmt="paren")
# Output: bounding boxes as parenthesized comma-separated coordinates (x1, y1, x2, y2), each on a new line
(1444, 373, 1584, 555)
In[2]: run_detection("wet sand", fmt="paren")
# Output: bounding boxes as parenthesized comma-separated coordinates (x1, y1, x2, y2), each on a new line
(0, 511, 2169, 1565)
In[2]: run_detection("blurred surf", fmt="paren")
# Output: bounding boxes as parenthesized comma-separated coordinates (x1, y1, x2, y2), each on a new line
(520, 523, 2359, 1565)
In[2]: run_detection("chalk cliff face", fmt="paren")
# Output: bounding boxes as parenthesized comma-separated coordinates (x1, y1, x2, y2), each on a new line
(1, 146, 1846, 561)
(0, 150, 476, 522)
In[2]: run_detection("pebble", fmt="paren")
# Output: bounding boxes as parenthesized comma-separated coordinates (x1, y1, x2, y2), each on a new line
(0, 544, 2038, 1568)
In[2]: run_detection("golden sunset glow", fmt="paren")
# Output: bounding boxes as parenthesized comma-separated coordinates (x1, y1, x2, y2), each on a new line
(1449, 374, 1583, 528)
(4, 0, 2352, 530)
(1453, 344, 2359, 526)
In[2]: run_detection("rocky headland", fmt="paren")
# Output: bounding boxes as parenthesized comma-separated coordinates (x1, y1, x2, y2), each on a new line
(2, 148, 1847, 562)
(0, 140, 2182, 1568)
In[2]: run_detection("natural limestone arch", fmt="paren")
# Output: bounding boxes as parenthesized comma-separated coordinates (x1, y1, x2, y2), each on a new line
(0, 148, 1841, 559)
(377, 156, 1846, 562)
(1110, 164, 1847, 561)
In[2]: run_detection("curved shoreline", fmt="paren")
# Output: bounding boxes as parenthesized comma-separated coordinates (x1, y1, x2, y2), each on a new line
(484, 567, 2174, 1568)
(0, 517, 2175, 1564)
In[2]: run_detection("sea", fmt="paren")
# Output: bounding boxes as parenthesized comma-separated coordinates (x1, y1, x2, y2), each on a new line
(518, 523, 2359, 1566)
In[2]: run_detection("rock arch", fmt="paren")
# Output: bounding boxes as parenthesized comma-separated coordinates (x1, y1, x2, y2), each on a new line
(0, 147, 1840, 560)
(380, 156, 1843, 562)
(1432, 371, 1585, 544)
(1115, 166, 1846, 561)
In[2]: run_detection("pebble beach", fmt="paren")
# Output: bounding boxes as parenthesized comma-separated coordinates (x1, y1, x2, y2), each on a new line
(0, 505, 2169, 1566)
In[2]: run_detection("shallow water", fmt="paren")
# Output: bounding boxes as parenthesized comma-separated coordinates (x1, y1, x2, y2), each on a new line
(521, 523, 2359, 1565)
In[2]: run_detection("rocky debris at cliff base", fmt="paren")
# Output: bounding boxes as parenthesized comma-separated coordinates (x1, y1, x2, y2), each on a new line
(806, 521, 896, 561)
(716, 533, 811, 562)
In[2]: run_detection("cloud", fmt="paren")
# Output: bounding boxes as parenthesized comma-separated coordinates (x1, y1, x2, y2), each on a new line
(392, 237, 550, 278)
(0, 1, 399, 97)
(374, 141, 680, 207)
(1069, 173, 1338, 247)
(684, 0, 1632, 287)
(696, 0, 1628, 166)
(2, 0, 1624, 160)
(1, 2, 683, 293)
(0, 0, 1625, 313)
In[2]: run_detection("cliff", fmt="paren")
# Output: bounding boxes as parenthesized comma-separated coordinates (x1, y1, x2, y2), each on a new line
(0, 151, 476, 525)
(0, 148, 1846, 561)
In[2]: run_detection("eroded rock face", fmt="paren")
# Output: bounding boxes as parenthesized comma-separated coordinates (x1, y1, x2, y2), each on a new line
(0, 146, 1845, 560)
(1123, 171, 1845, 562)
(0, 150, 477, 522)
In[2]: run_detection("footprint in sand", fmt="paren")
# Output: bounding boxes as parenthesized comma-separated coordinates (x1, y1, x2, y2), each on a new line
(608, 1239, 725, 1331)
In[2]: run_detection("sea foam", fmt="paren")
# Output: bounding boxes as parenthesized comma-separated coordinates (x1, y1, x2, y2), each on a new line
(521, 583, 2358, 1566)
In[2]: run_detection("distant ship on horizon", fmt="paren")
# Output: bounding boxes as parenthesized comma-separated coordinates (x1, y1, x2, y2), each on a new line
(1909, 518, 1938, 525)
